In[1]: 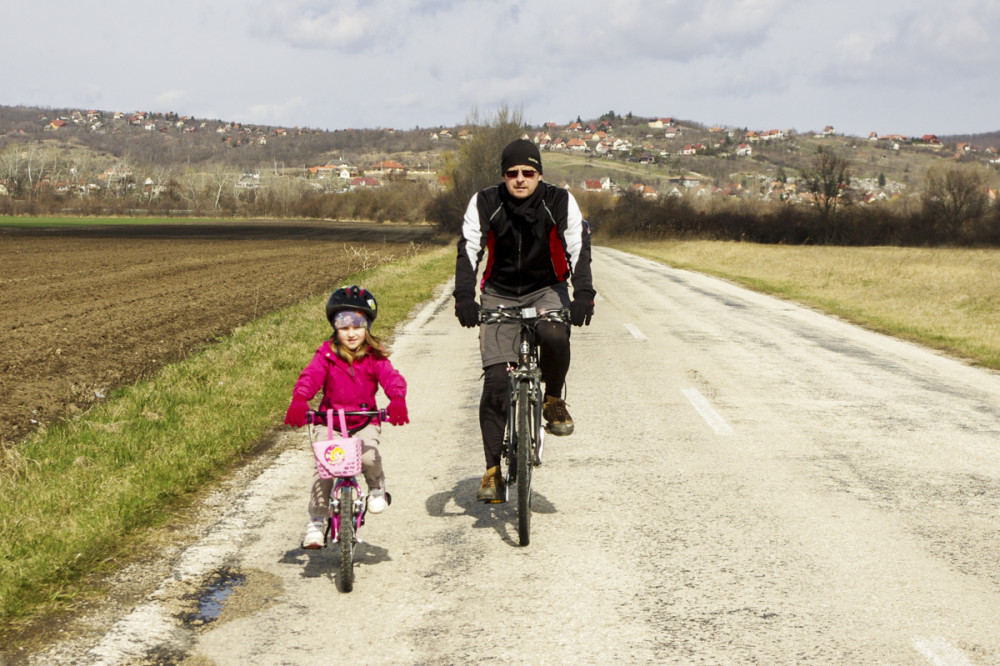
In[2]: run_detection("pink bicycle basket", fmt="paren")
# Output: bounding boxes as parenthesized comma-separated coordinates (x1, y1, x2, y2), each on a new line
(311, 409, 363, 479)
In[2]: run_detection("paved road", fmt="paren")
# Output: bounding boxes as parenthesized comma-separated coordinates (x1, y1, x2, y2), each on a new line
(37, 247, 1000, 664)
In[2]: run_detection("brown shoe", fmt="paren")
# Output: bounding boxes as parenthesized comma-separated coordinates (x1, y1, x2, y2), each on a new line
(475, 465, 505, 503)
(543, 396, 574, 436)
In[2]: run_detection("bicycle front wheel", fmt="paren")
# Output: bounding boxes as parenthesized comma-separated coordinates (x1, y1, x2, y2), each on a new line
(516, 380, 533, 546)
(338, 485, 355, 592)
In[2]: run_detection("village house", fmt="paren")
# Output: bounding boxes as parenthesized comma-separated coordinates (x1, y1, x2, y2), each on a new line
(235, 171, 260, 191)
(612, 138, 632, 153)
(308, 164, 342, 179)
(373, 160, 406, 176)
(630, 183, 658, 199)
(350, 177, 381, 189)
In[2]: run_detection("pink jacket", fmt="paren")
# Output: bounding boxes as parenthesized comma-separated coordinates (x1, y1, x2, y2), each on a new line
(292, 340, 407, 429)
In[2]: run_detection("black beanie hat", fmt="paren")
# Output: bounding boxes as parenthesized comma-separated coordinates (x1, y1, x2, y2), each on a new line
(501, 139, 543, 174)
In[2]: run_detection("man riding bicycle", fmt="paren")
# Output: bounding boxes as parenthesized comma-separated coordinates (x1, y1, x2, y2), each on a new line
(453, 138, 595, 502)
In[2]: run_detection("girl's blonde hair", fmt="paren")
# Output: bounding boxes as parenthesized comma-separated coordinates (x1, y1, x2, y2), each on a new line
(332, 328, 389, 364)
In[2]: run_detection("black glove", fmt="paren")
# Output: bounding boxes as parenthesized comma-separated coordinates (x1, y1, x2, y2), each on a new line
(569, 298, 594, 326)
(455, 300, 480, 328)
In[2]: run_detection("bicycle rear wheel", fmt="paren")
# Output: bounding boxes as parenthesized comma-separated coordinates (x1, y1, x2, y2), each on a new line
(338, 485, 355, 592)
(516, 380, 532, 546)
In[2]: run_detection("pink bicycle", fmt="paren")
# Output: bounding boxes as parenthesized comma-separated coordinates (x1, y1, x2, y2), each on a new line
(305, 408, 387, 592)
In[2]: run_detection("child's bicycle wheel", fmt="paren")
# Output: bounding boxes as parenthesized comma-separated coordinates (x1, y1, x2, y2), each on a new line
(337, 485, 356, 592)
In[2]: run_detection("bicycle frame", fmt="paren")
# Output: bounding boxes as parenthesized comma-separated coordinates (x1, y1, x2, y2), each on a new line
(505, 326, 544, 490)
(480, 306, 569, 545)
(329, 476, 365, 544)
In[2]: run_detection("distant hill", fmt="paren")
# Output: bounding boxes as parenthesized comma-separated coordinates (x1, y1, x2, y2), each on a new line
(940, 130, 1000, 146)
(2, 104, 997, 197)
(0, 104, 447, 171)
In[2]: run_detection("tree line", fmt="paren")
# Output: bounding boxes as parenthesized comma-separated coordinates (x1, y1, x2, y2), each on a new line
(3, 113, 999, 247)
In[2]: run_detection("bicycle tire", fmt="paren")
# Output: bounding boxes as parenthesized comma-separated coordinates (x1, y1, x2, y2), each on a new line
(338, 485, 355, 592)
(516, 380, 532, 546)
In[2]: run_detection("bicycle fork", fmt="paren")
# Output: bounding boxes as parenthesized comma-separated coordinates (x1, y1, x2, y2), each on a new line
(504, 373, 544, 487)
(329, 479, 365, 544)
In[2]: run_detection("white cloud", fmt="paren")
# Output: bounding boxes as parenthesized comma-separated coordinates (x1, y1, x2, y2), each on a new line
(3, 0, 999, 137)
(155, 90, 189, 109)
(247, 97, 309, 126)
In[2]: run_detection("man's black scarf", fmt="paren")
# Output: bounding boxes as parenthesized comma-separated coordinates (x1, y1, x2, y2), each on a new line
(498, 181, 548, 239)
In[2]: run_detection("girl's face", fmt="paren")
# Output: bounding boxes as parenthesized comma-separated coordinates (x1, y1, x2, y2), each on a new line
(336, 325, 367, 351)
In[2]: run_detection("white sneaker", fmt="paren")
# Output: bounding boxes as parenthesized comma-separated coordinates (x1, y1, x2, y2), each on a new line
(367, 487, 388, 514)
(302, 519, 326, 549)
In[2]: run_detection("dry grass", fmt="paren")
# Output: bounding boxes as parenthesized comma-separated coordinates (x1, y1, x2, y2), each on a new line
(607, 240, 1000, 369)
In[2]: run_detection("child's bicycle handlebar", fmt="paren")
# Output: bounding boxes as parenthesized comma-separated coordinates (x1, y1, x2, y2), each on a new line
(478, 306, 570, 326)
(305, 408, 387, 426)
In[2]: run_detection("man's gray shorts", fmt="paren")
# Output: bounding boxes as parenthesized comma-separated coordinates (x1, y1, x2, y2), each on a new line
(479, 283, 570, 368)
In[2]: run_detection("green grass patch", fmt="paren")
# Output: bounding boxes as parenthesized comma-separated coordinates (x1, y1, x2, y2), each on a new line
(0, 245, 453, 628)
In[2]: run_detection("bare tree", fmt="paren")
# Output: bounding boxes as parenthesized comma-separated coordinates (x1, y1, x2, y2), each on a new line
(0, 145, 28, 196)
(798, 148, 852, 242)
(258, 172, 308, 218)
(143, 164, 175, 203)
(922, 165, 989, 238)
(206, 164, 237, 210)
(426, 105, 527, 234)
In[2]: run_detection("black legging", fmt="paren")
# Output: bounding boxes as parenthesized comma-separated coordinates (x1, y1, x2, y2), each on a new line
(480, 322, 569, 468)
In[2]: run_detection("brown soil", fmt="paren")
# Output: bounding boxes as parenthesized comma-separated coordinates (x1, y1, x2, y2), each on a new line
(0, 220, 440, 447)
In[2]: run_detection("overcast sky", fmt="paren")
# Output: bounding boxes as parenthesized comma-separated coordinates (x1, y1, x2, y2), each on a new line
(5, 0, 998, 138)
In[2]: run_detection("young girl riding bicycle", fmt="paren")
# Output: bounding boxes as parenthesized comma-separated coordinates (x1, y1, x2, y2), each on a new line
(283, 286, 409, 549)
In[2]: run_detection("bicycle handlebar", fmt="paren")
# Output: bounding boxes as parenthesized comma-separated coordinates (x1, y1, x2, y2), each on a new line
(478, 306, 570, 326)
(305, 408, 386, 425)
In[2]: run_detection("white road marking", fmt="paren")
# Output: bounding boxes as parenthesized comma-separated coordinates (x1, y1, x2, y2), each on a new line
(912, 637, 973, 665)
(624, 323, 647, 340)
(682, 388, 734, 436)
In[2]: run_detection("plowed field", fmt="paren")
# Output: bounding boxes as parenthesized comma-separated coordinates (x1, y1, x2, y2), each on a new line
(0, 220, 440, 446)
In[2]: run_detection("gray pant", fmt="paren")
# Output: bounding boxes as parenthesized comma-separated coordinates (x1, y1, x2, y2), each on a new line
(479, 283, 570, 367)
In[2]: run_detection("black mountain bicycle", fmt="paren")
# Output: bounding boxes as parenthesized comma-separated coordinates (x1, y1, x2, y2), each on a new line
(479, 306, 569, 546)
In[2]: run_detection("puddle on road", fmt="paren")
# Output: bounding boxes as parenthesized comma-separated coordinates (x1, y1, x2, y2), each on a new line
(181, 568, 283, 627)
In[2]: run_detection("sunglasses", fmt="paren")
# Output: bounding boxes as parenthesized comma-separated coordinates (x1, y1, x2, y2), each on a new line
(504, 168, 538, 179)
